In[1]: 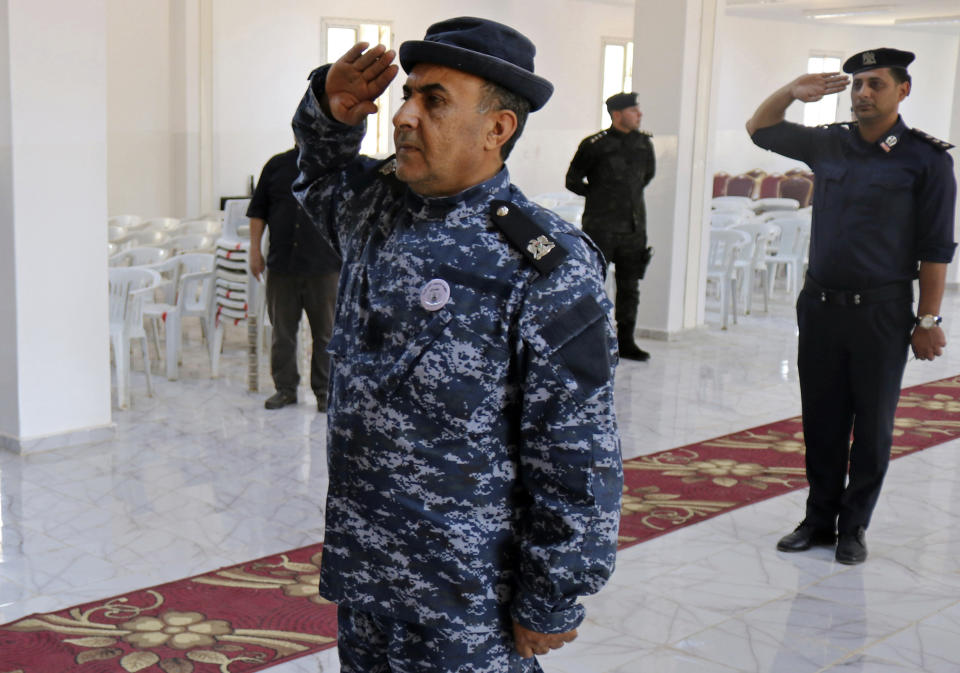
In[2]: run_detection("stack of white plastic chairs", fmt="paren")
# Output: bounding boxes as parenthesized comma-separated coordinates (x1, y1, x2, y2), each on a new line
(210, 198, 258, 388)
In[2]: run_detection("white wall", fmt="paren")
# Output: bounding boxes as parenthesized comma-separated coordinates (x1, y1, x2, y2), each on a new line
(106, 0, 176, 218)
(714, 16, 960, 176)
(0, 0, 18, 438)
(211, 0, 635, 201)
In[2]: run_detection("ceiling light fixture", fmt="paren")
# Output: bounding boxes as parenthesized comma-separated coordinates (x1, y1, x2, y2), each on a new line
(894, 14, 960, 26)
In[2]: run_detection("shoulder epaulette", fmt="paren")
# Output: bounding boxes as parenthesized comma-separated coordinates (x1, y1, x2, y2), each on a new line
(819, 121, 855, 131)
(586, 130, 607, 145)
(344, 154, 403, 195)
(489, 200, 568, 275)
(640, 130, 653, 138)
(910, 128, 954, 151)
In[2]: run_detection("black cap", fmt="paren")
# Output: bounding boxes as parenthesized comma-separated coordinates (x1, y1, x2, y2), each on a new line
(842, 48, 915, 74)
(605, 92, 638, 113)
(398, 17, 553, 111)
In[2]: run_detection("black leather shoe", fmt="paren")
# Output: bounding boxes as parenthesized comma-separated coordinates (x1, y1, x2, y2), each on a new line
(619, 340, 651, 362)
(836, 527, 867, 565)
(264, 391, 298, 409)
(316, 396, 328, 413)
(776, 521, 837, 552)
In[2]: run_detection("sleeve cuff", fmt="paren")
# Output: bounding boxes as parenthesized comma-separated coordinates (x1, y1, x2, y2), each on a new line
(918, 242, 958, 264)
(510, 592, 585, 634)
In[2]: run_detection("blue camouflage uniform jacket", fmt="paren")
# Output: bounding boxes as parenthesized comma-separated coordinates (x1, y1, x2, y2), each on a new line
(292, 66, 623, 635)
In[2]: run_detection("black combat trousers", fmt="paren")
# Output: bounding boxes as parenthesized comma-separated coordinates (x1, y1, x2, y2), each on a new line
(796, 285, 914, 534)
(265, 271, 339, 400)
(584, 228, 648, 329)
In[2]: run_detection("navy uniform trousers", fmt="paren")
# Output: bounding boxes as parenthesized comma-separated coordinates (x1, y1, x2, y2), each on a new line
(338, 606, 543, 673)
(796, 286, 914, 534)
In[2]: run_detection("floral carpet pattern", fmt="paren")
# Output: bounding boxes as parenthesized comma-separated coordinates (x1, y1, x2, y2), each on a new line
(5, 375, 960, 672)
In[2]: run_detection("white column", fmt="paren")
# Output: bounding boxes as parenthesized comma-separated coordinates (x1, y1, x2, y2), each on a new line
(947, 42, 960, 288)
(633, 0, 723, 338)
(0, 0, 113, 453)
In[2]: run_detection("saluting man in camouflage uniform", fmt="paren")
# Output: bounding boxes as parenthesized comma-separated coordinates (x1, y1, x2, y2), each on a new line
(292, 17, 623, 673)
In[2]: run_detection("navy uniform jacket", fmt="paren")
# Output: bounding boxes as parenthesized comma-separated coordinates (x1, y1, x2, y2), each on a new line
(292, 66, 623, 635)
(751, 118, 956, 289)
(565, 127, 656, 236)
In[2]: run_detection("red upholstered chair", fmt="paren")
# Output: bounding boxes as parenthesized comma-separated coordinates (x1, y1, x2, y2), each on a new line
(759, 174, 784, 199)
(784, 168, 806, 176)
(725, 174, 759, 199)
(745, 169, 766, 179)
(778, 176, 814, 208)
(713, 172, 730, 198)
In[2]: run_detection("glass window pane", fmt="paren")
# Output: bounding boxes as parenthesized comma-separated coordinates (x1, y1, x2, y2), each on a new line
(326, 27, 356, 63)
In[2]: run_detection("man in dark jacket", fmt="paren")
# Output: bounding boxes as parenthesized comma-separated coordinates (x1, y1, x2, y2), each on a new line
(566, 91, 655, 361)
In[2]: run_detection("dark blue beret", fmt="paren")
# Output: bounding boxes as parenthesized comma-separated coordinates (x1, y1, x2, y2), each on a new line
(398, 17, 553, 111)
(843, 48, 915, 74)
(605, 92, 638, 113)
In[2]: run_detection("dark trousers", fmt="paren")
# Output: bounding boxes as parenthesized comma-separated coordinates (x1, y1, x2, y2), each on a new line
(796, 289, 914, 534)
(265, 271, 339, 398)
(584, 228, 647, 329)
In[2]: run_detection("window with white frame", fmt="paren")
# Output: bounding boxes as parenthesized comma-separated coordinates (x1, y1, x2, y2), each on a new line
(803, 53, 844, 127)
(323, 20, 393, 156)
(600, 39, 633, 128)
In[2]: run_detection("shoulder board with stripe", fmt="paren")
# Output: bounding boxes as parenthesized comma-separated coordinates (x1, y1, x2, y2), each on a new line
(344, 154, 403, 195)
(586, 130, 608, 144)
(640, 130, 653, 137)
(489, 200, 568, 275)
(910, 128, 954, 151)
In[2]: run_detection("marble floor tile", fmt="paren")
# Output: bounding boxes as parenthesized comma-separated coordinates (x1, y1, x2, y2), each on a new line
(4, 291, 960, 673)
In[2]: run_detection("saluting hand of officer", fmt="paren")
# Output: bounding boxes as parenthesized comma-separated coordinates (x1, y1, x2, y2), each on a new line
(513, 622, 577, 659)
(324, 42, 399, 127)
(912, 325, 947, 361)
(790, 72, 850, 103)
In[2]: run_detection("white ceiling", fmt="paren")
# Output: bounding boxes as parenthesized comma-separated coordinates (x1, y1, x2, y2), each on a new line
(726, 0, 960, 31)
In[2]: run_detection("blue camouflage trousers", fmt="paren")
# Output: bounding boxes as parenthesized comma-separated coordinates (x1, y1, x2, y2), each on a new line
(337, 605, 545, 673)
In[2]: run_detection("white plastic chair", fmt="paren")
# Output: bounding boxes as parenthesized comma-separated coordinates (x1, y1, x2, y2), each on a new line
(108, 225, 128, 242)
(706, 229, 749, 329)
(143, 253, 217, 380)
(164, 234, 216, 255)
(126, 230, 169, 248)
(142, 217, 181, 233)
(732, 221, 781, 314)
(109, 246, 170, 267)
(711, 212, 746, 229)
(765, 216, 811, 299)
(109, 267, 160, 408)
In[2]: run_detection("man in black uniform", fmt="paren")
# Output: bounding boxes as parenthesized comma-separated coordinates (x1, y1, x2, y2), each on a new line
(248, 146, 340, 411)
(566, 92, 655, 361)
(747, 48, 956, 564)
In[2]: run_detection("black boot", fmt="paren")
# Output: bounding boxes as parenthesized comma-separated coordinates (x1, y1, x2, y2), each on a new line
(618, 326, 650, 362)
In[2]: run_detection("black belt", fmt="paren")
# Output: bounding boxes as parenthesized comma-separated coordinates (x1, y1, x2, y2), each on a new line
(802, 274, 912, 306)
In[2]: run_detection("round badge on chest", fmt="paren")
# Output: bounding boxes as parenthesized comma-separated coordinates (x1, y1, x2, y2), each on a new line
(420, 278, 451, 312)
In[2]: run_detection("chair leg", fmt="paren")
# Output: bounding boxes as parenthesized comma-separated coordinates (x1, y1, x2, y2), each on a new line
(150, 317, 163, 362)
(211, 323, 224, 377)
(730, 277, 739, 325)
(761, 269, 769, 312)
(140, 337, 154, 397)
(112, 334, 129, 409)
(166, 314, 181, 380)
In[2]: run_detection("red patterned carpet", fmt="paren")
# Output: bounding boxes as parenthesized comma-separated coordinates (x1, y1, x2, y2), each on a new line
(4, 374, 960, 672)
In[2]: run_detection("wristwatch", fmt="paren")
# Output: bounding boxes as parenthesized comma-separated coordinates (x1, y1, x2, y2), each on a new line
(915, 314, 943, 329)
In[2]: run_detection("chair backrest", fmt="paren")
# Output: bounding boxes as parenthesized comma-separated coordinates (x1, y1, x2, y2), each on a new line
(127, 229, 169, 247)
(753, 197, 799, 214)
(712, 195, 752, 210)
(710, 212, 746, 229)
(713, 172, 730, 198)
(767, 216, 808, 256)
(142, 217, 181, 233)
(177, 219, 222, 236)
(166, 234, 216, 255)
(725, 174, 759, 198)
(708, 229, 750, 273)
(108, 267, 160, 329)
(108, 225, 127, 242)
(109, 214, 143, 229)
(745, 168, 765, 179)
(778, 176, 814, 207)
(758, 174, 783, 199)
(221, 199, 251, 242)
(732, 221, 781, 265)
(109, 246, 170, 267)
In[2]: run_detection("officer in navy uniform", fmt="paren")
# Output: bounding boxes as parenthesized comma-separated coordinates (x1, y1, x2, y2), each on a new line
(292, 17, 622, 672)
(747, 48, 956, 564)
(566, 92, 656, 361)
